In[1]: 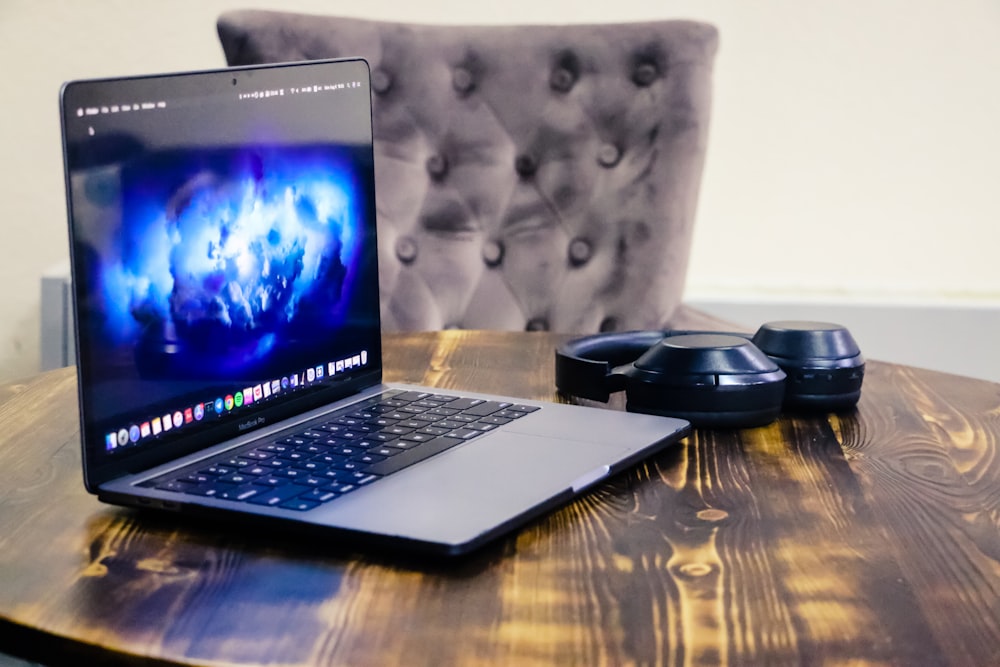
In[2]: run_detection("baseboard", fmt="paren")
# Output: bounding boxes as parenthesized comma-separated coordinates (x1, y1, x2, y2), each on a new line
(38, 271, 1000, 384)
(687, 297, 1000, 384)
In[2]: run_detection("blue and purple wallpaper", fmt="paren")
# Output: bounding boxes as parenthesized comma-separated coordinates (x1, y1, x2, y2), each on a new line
(74, 144, 380, 427)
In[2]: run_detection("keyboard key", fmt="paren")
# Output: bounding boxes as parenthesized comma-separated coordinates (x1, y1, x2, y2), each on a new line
(294, 460, 329, 474)
(329, 445, 363, 457)
(330, 460, 364, 472)
(321, 469, 355, 483)
(323, 482, 357, 495)
(253, 476, 289, 487)
(367, 436, 465, 476)
(367, 446, 402, 457)
(187, 485, 226, 497)
(198, 465, 233, 476)
(219, 472, 254, 484)
(438, 397, 486, 410)
(400, 432, 435, 443)
(395, 391, 433, 402)
(217, 484, 263, 501)
(248, 484, 309, 506)
(280, 499, 321, 511)
(461, 401, 512, 417)
(387, 438, 422, 450)
(444, 428, 481, 440)
(352, 453, 385, 465)
(465, 422, 499, 432)
(299, 488, 339, 503)
(155, 479, 196, 493)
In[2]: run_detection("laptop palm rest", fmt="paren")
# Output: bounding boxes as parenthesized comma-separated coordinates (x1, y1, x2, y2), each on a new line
(315, 432, 631, 547)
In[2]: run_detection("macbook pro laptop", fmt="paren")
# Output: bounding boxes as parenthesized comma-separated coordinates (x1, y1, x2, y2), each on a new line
(59, 58, 690, 556)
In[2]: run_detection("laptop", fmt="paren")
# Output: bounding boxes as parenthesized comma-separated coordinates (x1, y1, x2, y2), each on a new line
(59, 58, 690, 556)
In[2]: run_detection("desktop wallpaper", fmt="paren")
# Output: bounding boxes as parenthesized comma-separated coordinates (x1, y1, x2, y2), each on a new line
(72, 143, 380, 427)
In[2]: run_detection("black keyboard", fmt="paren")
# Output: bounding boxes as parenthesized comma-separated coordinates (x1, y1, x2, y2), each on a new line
(141, 389, 540, 512)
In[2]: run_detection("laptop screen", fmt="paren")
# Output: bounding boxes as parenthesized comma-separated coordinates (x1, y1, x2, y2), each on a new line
(61, 59, 382, 470)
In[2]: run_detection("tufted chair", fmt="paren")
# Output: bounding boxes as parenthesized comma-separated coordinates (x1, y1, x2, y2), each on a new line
(217, 11, 720, 334)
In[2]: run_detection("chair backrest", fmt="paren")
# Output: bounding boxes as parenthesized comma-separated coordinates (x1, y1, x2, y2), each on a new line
(218, 11, 718, 333)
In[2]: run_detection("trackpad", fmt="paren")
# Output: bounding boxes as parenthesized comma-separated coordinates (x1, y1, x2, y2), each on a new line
(324, 432, 625, 546)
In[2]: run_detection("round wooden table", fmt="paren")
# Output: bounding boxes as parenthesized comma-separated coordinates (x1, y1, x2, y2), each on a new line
(1, 330, 999, 666)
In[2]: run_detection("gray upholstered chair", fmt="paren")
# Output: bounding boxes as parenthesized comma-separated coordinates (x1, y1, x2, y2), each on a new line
(217, 11, 722, 334)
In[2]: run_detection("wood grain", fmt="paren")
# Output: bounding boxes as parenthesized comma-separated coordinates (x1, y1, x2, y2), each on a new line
(1, 332, 999, 666)
(835, 363, 1000, 666)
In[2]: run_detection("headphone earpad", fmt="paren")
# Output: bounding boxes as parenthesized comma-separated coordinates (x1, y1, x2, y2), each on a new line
(751, 321, 865, 412)
(618, 334, 787, 428)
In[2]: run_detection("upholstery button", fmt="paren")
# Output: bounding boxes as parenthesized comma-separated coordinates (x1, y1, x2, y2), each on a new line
(452, 67, 475, 95)
(482, 240, 504, 268)
(632, 61, 660, 87)
(395, 236, 418, 264)
(597, 143, 621, 168)
(515, 154, 538, 178)
(526, 318, 549, 332)
(568, 238, 593, 267)
(600, 317, 619, 332)
(426, 153, 449, 181)
(550, 67, 576, 93)
(371, 68, 393, 94)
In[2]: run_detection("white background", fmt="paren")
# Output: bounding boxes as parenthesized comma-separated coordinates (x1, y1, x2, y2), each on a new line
(1, 0, 998, 382)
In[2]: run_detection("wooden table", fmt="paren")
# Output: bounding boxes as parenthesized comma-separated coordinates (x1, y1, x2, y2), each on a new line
(1, 330, 999, 666)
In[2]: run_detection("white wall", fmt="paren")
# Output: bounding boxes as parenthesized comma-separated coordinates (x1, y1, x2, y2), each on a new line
(2, 0, 998, 383)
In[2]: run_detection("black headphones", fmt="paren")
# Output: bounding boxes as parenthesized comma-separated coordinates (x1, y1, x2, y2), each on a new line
(555, 321, 865, 428)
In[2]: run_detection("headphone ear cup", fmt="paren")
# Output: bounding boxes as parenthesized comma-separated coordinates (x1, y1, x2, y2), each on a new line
(751, 321, 865, 412)
(619, 334, 787, 428)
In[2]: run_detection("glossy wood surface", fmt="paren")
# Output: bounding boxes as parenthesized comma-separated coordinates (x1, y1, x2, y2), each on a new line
(1, 330, 999, 666)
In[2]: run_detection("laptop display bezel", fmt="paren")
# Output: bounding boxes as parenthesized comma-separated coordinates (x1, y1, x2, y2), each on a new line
(59, 58, 384, 491)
